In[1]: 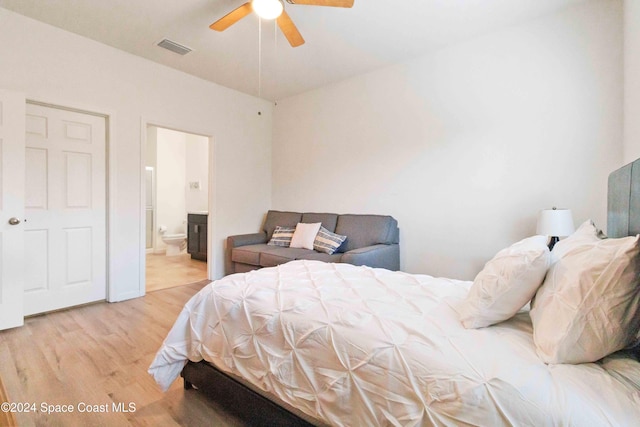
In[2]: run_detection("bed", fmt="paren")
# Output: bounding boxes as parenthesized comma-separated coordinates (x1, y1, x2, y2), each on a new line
(149, 160, 640, 426)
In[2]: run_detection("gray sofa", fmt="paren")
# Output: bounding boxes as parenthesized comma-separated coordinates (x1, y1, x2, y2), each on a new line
(225, 210, 400, 275)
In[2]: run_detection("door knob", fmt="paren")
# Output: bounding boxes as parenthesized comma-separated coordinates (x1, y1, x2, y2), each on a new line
(8, 217, 20, 225)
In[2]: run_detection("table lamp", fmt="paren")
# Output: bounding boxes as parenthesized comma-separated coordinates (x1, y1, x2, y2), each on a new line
(536, 207, 575, 250)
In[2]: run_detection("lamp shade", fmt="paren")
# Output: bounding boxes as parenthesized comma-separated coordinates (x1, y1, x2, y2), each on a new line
(536, 208, 575, 237)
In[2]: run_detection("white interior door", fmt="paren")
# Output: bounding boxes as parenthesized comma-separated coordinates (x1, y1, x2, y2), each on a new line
(0, 90, 26, 330)
(24, 103, 106, 315)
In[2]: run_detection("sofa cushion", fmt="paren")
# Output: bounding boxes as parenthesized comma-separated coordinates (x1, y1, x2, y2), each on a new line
(260, 247, 343, 267)
(231, 244, 267, 265)
(299, 251, 343, 263)
(260, 248, 310, 267)
(301, 213, 339, 232)
(335, 214, 399, 252)
(234, 244, 312, 267)
(263, 211, 302, 239)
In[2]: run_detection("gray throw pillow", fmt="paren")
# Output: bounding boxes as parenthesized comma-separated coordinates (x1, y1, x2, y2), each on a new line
(313, 226, 347, 254)
(268, 226, 295, 247)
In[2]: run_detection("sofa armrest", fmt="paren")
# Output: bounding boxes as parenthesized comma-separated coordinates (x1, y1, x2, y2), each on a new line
(225, 232, 268, 275)
(341, 244, 400, 271)
(228, 232, 268, 247)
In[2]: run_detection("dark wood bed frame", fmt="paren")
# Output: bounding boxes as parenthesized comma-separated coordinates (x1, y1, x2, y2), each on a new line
(182, 361, 317, 426)
(181, 158, 640, 426)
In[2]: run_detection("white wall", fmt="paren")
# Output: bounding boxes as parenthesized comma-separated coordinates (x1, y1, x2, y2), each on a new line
(624, 0, 640, 162)
(185, 133, 209, 214)
(156, 128, 187, 251)
(0, 8, 272, 299)
(273, 0, 623, 280)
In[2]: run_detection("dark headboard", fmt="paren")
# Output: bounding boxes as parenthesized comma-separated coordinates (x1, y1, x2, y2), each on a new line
(608, 158, 640, 359)
(608, 158, 640, 238)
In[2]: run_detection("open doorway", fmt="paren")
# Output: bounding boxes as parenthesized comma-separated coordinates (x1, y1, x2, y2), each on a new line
(144, 125, 210, 292)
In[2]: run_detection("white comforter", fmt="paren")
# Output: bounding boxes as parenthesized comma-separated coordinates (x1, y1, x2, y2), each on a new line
(149, 260, 640, 426)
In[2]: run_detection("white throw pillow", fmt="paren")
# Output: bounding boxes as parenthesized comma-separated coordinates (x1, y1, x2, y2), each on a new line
(290, 222, 322, 250)
(530, 233, 640, 364)
(459, 235, 551, 329)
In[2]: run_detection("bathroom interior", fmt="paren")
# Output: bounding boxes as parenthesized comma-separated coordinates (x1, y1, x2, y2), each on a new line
(145, 125, 209, 292)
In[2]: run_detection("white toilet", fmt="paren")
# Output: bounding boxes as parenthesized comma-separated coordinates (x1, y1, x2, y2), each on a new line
(160, 226, 187, 256)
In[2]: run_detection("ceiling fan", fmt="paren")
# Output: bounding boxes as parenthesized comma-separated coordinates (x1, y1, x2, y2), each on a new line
(209, 0, 354, 48)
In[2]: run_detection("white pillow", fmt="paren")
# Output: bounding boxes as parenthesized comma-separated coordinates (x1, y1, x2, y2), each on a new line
(459, 235, 551, 329)
(550, 219, 605, 262)
(290, 222, 322, 250)
(530, 233, 640, 364)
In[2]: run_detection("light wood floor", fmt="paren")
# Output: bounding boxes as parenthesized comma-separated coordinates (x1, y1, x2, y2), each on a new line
(145, 253, 207, 293)
(0, 375, 15, 426)
(0, 281, 247, 427)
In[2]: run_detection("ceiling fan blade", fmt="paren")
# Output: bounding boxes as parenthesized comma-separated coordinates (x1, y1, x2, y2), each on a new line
(277, 10, 305, 47)
(286, 0, 354, 7)
(210, 2, 253, 31)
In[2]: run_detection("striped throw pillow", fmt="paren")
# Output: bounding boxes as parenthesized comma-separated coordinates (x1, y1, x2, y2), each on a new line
(313, 226, 347, 254)
(268, 226, 296, 247)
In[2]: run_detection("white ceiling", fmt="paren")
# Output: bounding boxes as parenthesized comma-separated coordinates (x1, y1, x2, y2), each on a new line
(0, 0, 587, 101)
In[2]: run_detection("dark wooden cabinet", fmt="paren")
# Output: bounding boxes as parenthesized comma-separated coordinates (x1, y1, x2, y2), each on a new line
(187, 214, 208, 261)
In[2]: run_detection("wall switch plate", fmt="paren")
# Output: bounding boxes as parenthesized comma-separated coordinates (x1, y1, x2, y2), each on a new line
(189, 181, 200, 190)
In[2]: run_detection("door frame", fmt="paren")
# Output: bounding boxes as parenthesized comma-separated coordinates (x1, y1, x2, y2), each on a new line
(26, 98, 114, 302)
(0, 89, 26, 329)
(139, 118, 215, 291)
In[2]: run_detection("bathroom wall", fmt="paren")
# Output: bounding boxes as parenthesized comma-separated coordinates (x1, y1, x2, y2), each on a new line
(156, 127, 187, 252)
(185, 133, 209, 214)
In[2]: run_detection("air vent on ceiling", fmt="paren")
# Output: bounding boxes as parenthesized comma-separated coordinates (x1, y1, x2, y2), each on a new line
(157, 39, 193, 56)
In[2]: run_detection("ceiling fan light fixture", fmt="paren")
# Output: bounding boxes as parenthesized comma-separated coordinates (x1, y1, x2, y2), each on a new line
(251, 0, 284, 20)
